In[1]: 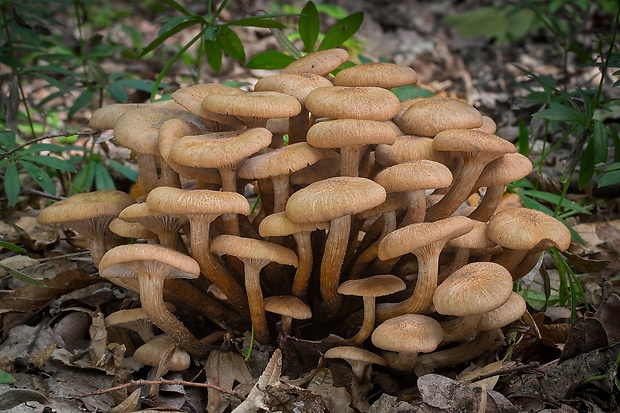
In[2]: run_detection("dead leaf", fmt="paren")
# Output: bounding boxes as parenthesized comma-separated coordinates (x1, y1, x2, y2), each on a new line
(417, 374, 481, 412)
(560, 317, 608, 362)
(596, 223, 620, 254)
(110, 388, 141, 413)
(0, 388, 49, 410)
(592, 292, 620, 344)
(205, 349, 253, 413)
(369, 393, 416, 412)
(232, 348, 283, 413)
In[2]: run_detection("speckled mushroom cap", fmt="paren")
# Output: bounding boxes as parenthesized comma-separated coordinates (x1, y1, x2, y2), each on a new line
(132, 334, 191, 371)
(89, 100, 185, 130)
(108, 218, 155, 239)
(356, 192, 409, 220)
(486, 208, 571, 252)
(334, 62, 418, 89)
(172, 83, 246, 127)
(306, 119, 397, 148)
(373, 160, 453, 192)
(169, 128, 272, 170)
(258, 211, 328, 237)
(305, 86, 401, 121)
(254, 73, 334, 105)
(237, 142, 328, 180)
(38, 190, 135, 224)
(281, 48, 350, 76)
(286, 176, 386, 224)
(395, 97, 483, 137)
(377, 216, 474, 261)
(146, 186, 250, 216)
(324, 346, 386, 367)
(474, 153, 533, 188)
(374, 136, 447, 166)
(99, 243, 200, 280)
(477, 291, 527, 331)
(201, 91, 302, 125)
(371, 314, 443, 354)
(264, 295, 312, 320)
(432, 129, 516, 159)
(447, 219, 496, 250)
(338, 274, 406, 298)
(433, 262, 513, 316)
(210, 234, 299, 267)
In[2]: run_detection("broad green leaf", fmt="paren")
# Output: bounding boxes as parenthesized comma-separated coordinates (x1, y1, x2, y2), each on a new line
(270, 27, 302, 58)
(299, 1, 320, 52)
(532, 102, 583, 123)
(160, 0, 193, 16)
(72, 161, 96, 193)
(203, 39, 223, 73)
(518, 189, 590, 214)
(391, 85, 433, 101)
(0, 370, 15, 384)
(598, 170, 620, 187)
(108, 160, 138, 182)
(0, 263, 45, 287)
(19, 155, 77, 173)
(216, 26, 245, 62)
(246, 50, 296, 70)
(317, 11, 364, 51)
(0, 131, 16, 150)
(0, 241, 26, 253)
(19, 160, 56, 194)
(579, 121, 609, 189)
(228, 16, 287, 29)
(160, 16, 194, 35)
(105, 81, 128, 103)
(95, 163, 115, 190)
(26, 143, 67, 153)
(68, 89, 95, 119)
(579, 138, 596, 190)
(4, 162, 20, 206)
(140, 18, 202, 57)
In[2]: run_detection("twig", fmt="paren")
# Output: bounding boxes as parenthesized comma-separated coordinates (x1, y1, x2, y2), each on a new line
(71, 378, 245, 400)
(462, 362, 541, 382)
(0, 130, 97, 161)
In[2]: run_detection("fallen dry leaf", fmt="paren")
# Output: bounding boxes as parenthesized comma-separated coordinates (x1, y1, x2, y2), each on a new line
(205, 349, 253, 413)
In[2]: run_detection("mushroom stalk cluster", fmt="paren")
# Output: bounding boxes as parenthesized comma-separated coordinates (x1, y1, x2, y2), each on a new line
(38, 50, 571, 378)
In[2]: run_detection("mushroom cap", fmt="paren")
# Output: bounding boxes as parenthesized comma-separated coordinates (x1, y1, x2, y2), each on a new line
(172, 83, 246, 126)
(477, 291, 527, 331)
(395, 97, 483, 137)
(473, 115, 497, 134)
(133, 334, 191, 371)
(374, 136, 447, 166)
(433, 262, 513, 316)
(447, 219, 496, 250)
(237, 142, 328, 180)
(486, 208, 571, 252)
(324, 346, 386, 367)
(201, 91, 302, 121)
(210, 234, 298, 267)
(37, 190, 135, 225)
(356, 192, 409, 220)
(373, 160, 453, 192)
(306, 119, 397, 148)
(104, 303, 176, 330)
(305, 86, 401, 121)
(371, 314, 443, 353)
(432, 129, 516, 159)
(99, 244, 200, 280)
(89, 103, 148, 130)
(286, 176, 386, 224)
(377, 216, 474, 261)
(254, 73, 334, 105)
(337, 274, 406, 298)
(146, 186, 250, 217)
(334, 62, 418, 89)
(108, 218, 155, 239)
(474, 153, 533, 188)
(264, 295, 312, 320)
(289, 149, 340, 186)
(281, 48, 350, 76)
(258, 212, 328, 237)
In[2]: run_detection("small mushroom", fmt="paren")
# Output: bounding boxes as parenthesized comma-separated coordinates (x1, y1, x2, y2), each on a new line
(324, 346, 386, 384)
(264, 295, 312, 336)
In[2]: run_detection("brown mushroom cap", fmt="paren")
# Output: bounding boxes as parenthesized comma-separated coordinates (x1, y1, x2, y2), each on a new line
(305, 86, 401, 121)
(474, 153, 533, 189)
(172, 83, 246, 127)
(238, 142, 328, 180)
(374, 135, 447, 166)
(281, 48, 350, 76)
(264, 295, 312, 320)
(324, 345, 386, 383)
(132, 334, 191, 371)
(395, 97, 483, 137)
(372, 314, 443, 354)
(306, 119, 397, 148)
(258, 211, 328, 237)
(374, 160, 453, 193)
(477, 291, 527, 331)
(145, 186, 250, 217)
(201, 91, 302, 126)
(334, 62, 418, 89)
(338, 274, 406, 298)
(210, 234, 298, 267)
(109, 218, 156, 240)
(254, 73, 334, 105)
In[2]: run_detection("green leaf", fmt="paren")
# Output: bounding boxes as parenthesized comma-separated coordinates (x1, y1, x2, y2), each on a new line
(19, 155, 77, 173)
(0, 263, 45, 287)
(391, 85, 434, 101)
(203, 39, 223, 73)
(108, 160, 138, 182)
(72, 161, 96, 193)
(518, 189, 590, 214)
(317, 11, 364, 51)
(598, 170, 620, 187)
(216, 26, 245, 62)
(0, 370, 15, 384)
(0, 241, 26, 253)
(140, 18, 202, 57)
(0, 131, 16, 150)
(246, 50, 296, 70)
(299, 1, 320, 52)
(68, 89, 95, 119)
(4, 162, 20, 206)
(159, 0, 193, 16)
(228, 16, 287, 29)
(19, 160, 56, 194)
(532, 102, 583, 123)
(94, 163, 116, 190)
(25, 143, 67, 153)
(105, 81, 128, 103)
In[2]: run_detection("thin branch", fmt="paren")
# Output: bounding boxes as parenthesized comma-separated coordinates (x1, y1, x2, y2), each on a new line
(71, 378, 245, 400)
(0, 130, 97, 161)
(462, 361, 541, 383)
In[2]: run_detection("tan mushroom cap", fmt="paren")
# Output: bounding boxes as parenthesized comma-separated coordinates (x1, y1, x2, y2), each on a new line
(170, 128, 273, 170)
(108, 218, 155, 240)
(324, 345, 386, 367)
(374, 135, 447, 166)
(474, 152, 533, 188)
(306, 119, 397, 148)
(89, 100, 186, 130)
(286, 176, 387, 224)
(254, 73, 334, 105)
(289, 149, 340, 186)
(145, 186, 250, 217)
(373, 160, 453, 193)
(99, 243, 200, 280)
(356, 192, 409, 220)
(338, 274, 405, 298)
(237, 142, 328, 180)
(433, 129, 516, 157)
(433, 262, 513, 316)
(264, 295, 312, 320)
(334, 62, 418, 89)
(377, 216, 473, 261)
(473, 115, 497, 134)
(486, 208, 571, 252)
(133, 334, 191, 371)
(38, 190, 135, 224)
(477, 291, 527, 331)
(172, 83, 246, 126)
(396, 97, 483, 137)
(210, 234, 298, 267)
(371, 314, 443, 354)
(105, 304, 176, 329)
(281, 48, 350, 75)
(201, 91, 302, 123)
(305, 86, 401, 121)
(258, 212, 328, 237)
(447, 219, 495, 250)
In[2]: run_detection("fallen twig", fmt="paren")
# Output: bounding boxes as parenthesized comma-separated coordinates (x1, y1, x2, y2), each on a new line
(463, 361, 541, 382)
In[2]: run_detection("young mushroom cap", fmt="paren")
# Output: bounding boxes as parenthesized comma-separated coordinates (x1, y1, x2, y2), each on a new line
(395, 97, 483, 137)
(105, 304, 176, 343)
(108, 218, 156, 241)
(477, 291, 527, 331)
(264, 295, 312, 335)
(254, 72, 334, 105)
(334, 62, 418, 89)
(172, 83, 246, 128)
(305, 86, 401, 121)
(324, 346, 386, 383)
(132, 334, 191, 371)
(281, 48, 350, 76)
(374, 135, 447, 166)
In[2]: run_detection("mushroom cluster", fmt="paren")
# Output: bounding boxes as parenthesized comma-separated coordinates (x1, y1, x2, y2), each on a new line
(39, 49, 572, 379)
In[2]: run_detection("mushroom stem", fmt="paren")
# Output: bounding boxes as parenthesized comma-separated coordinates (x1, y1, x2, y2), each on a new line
(401, 190, 427, 226)
(468, 185, 505, 222)
(439, 314, 481, 344)
(291, 232, 314, 299)
(382, 350, 419, 372)
(219, 167, 242, 235)
(136, 153, 160, 195)
(416, 329, 499, 370)
(320, 215, 350, 312)
(244, 262, 271, 344)
(349, 296, 376, 345)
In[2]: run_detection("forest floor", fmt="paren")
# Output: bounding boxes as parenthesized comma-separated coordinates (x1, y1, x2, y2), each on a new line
(1, 0, 619, 412)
